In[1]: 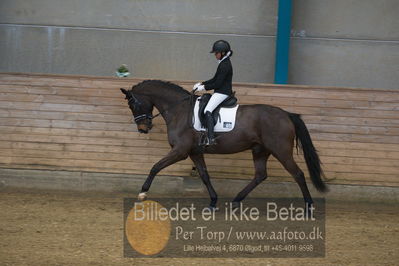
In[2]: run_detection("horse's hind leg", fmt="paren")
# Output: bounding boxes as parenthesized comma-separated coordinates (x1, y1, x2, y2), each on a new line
(275, 151, 314, 207)
(190, 153, 218, 209)
(231, 145, 271, 208)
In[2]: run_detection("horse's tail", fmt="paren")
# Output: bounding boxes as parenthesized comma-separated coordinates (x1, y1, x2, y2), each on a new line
(288, 112, 328, 192)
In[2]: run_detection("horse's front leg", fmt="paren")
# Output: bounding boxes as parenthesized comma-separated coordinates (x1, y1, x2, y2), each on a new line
(138, 148, 188, 201)
(189, 153, 218, 209)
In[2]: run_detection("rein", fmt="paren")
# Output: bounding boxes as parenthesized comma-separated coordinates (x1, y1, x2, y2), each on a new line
(151, 94, 193, 120)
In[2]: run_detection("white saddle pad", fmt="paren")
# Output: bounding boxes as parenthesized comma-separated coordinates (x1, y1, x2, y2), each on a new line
(192, 97, 239, 132)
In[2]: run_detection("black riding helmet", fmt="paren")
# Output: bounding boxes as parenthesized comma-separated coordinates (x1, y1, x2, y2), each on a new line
(210, 40, 231, 54)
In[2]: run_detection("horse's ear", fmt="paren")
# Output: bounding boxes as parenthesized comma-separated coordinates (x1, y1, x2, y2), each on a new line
(120, 88, 128, 95)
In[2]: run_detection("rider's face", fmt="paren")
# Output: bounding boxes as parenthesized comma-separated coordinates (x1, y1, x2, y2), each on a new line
(214, 52, 222, 60)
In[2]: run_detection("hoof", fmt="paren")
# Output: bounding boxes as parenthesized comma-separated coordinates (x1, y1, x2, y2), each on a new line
(138, 192, 147, 201)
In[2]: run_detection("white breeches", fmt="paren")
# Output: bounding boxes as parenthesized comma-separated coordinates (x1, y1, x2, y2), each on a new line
(204, 93, 229, 114)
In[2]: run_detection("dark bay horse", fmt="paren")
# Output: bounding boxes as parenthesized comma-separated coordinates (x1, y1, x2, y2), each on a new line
(120, 80, 327, 209)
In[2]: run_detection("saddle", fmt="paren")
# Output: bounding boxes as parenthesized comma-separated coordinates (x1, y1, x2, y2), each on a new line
(198, 92, 238, 127)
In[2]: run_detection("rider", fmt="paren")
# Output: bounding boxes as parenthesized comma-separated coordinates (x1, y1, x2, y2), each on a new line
(193, 40, 233, 145)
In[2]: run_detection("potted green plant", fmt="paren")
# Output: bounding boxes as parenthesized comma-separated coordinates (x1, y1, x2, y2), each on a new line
(116, 64, 130, 77)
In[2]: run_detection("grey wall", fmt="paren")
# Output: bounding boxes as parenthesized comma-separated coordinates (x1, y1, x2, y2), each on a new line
(0, 0, 398, 89)
(290, 0, 399, 89)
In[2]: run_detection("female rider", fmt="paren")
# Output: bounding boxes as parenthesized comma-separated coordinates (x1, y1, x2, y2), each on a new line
(193, 40, 233, 145)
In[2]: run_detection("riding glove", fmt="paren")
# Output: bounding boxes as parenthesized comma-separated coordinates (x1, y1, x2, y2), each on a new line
(196, 85, 205, 92)
(193, 82, 202, 91)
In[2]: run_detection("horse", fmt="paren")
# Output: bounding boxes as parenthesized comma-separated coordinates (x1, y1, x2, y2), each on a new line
(120, 80, 327, 210)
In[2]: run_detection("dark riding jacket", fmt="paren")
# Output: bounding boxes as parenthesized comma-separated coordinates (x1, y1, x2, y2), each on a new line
(202, 57, 233, 96)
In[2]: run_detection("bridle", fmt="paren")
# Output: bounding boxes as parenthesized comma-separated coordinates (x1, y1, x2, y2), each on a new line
(128, 96, 153, 123)
(127, 92, 194, 124)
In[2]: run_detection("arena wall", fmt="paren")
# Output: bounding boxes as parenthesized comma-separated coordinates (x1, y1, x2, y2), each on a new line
(0, 0, 398, 89)
(1, 73, 398, 188)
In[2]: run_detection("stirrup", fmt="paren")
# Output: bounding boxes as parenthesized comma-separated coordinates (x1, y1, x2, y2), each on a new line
(204, 136, 217, 146)
(199, 134, 216, 146)
(206, 138, 217, 146)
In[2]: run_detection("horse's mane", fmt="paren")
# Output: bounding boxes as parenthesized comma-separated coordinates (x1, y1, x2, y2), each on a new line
(132, 80, 191, 96)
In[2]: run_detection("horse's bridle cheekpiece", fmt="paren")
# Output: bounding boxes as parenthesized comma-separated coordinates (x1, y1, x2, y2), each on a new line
(127, 93, 153, 123)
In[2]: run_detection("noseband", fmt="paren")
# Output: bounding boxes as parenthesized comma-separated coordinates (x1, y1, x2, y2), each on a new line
(133, 113, 153, 123)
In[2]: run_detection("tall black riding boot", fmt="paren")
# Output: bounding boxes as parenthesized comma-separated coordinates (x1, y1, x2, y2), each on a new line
(205, 111, 216, 145)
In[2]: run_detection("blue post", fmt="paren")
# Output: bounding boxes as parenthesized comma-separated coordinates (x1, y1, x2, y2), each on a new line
(274, 0, 293, 84)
